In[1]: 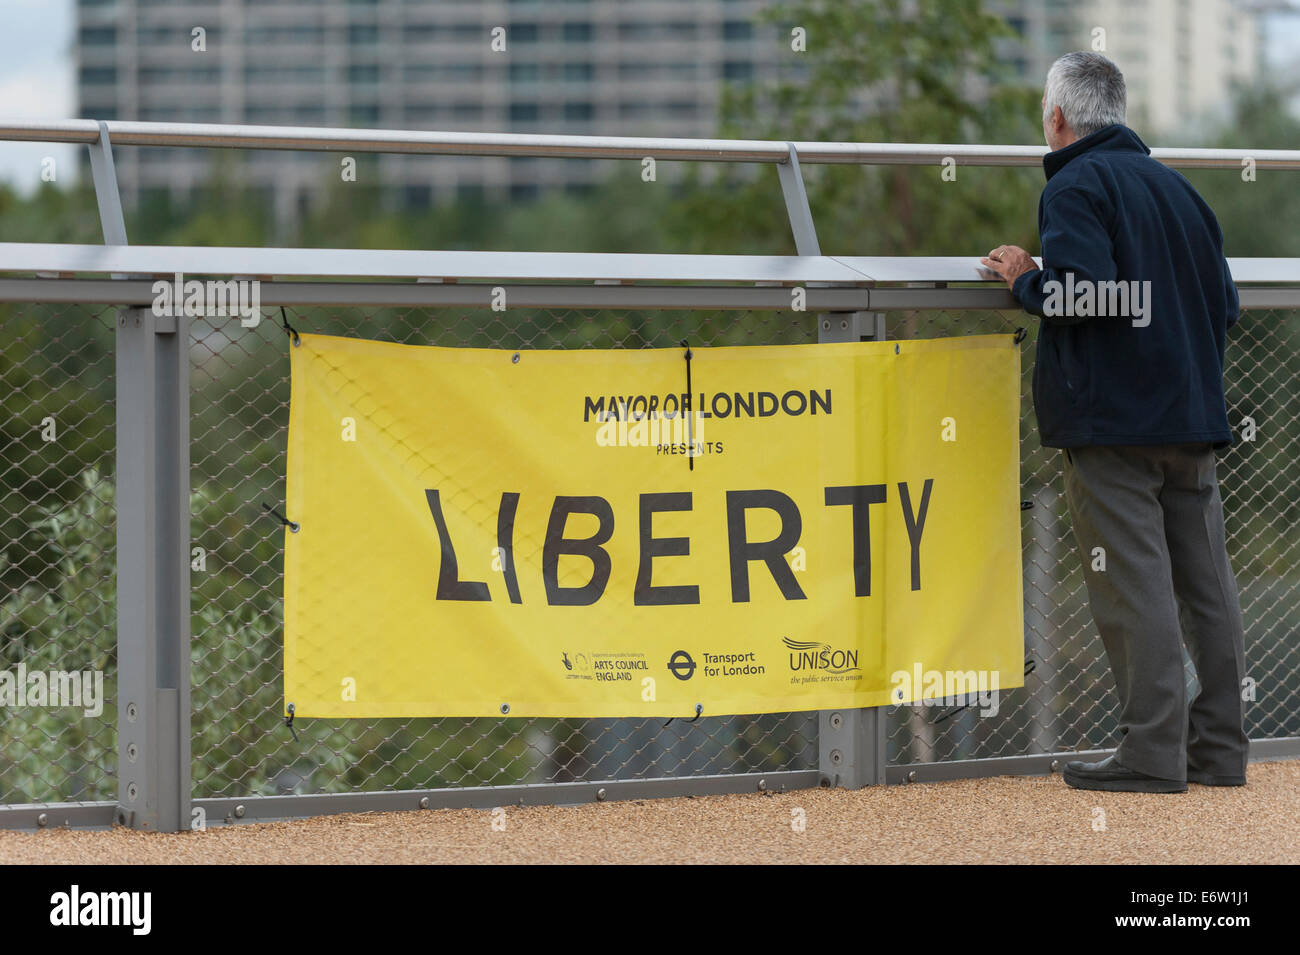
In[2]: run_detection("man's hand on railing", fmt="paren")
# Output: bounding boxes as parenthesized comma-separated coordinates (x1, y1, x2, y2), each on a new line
(979, 245, 1038, 287)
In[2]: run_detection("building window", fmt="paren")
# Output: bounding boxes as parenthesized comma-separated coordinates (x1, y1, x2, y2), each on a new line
(79, 66, 117, 86)
(403, 185, 432, 210)
(79, 26, 117, 45)
(245, 26, 323, 44)
(618, 22, 652, 40)
(245, 65, 327, 83)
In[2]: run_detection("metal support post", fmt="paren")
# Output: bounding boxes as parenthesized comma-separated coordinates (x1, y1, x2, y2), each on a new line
(92, 123, 194, 831)
(114, 305, 193, 831)
(778, 140, 890, 788)
(817, 310, 889, 787)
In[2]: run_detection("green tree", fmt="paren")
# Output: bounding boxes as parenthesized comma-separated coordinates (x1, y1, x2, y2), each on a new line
(1183, 85, 1300, 258)
(665, 0, 1046, 256)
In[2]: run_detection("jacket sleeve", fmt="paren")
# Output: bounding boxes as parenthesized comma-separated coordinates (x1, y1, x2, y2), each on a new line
(1011, 186, 1118, 325)
(1224, 257, 1240, 329)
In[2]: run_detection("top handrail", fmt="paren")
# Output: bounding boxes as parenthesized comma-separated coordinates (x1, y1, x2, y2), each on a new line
(3, 119, 1300, 169)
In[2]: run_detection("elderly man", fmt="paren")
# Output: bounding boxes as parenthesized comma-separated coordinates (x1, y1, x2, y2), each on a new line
(980, 52, 1249, 793)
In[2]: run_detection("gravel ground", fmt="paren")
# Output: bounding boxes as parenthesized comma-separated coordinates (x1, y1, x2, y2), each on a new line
(3, 759, 1296, 865)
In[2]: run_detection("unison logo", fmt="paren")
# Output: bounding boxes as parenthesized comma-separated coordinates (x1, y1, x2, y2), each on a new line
(49, 885, 151, 935)
(783, 637, 860, 674)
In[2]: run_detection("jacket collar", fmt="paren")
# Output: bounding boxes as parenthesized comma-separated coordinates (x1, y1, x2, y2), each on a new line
(1043, 124, 1150, 180)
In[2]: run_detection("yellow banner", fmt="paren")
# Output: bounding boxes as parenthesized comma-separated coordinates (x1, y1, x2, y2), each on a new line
(284, 333, 1023, 718)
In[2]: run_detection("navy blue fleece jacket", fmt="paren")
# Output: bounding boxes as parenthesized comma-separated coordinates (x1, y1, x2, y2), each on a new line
(1011, 123, 1239, 448)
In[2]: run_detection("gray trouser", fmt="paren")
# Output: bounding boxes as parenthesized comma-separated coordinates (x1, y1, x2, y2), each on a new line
(1063, 442, 1249, 781)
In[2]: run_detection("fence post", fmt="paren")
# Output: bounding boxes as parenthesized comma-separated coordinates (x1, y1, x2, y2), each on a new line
(776, 144, 890, 787)
(817, 311, 889, 787)
(90, 123, 192, 830)
(94, 121, 192, 832)
(114, 305, 192, 832)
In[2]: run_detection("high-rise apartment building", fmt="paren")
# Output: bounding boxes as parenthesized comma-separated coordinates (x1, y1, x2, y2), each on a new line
(76, 0, 786, 218)
(997, 0, 1260, 136)
(75, 0, 1259, 218)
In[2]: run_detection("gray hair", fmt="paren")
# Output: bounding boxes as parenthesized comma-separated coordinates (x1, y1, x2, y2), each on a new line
(1043, 52, 1127, 137)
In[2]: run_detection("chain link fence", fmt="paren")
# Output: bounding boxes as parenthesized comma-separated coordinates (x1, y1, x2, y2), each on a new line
(2, 297, 1296, 807)
(1, 303, 117, 805)
(883, 306, 1300, 763)
(187, 303, 822, 799)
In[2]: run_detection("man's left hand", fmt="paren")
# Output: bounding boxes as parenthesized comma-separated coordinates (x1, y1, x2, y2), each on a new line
(980, 245, 1038, 288)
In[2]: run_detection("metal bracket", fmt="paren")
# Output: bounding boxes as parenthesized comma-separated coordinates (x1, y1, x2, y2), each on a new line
(820, 708, 888, 788)
(818, 310, 886, 343)
(777, 143, 821, 256)
(88, 121, 128, 247)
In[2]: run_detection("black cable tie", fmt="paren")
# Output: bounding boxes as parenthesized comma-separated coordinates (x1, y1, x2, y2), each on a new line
(280, 306, 301, 347)
(681, 339, 694, 472)
(261, 502, 300, 533)
(1020, 500, 1034, 510)
(284, 702, 298, 742)
(1013, 327, 1027, 344)
(664, 702, 704, 728)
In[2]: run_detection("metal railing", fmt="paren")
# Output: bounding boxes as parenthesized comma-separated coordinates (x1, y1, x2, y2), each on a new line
(7, 119, 1300, 168)
(1, 120, 1297, 831)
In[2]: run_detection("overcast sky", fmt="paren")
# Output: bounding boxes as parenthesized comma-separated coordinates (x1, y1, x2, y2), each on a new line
(0, 0, 1297, 195)
(1, 0, 76, 193)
